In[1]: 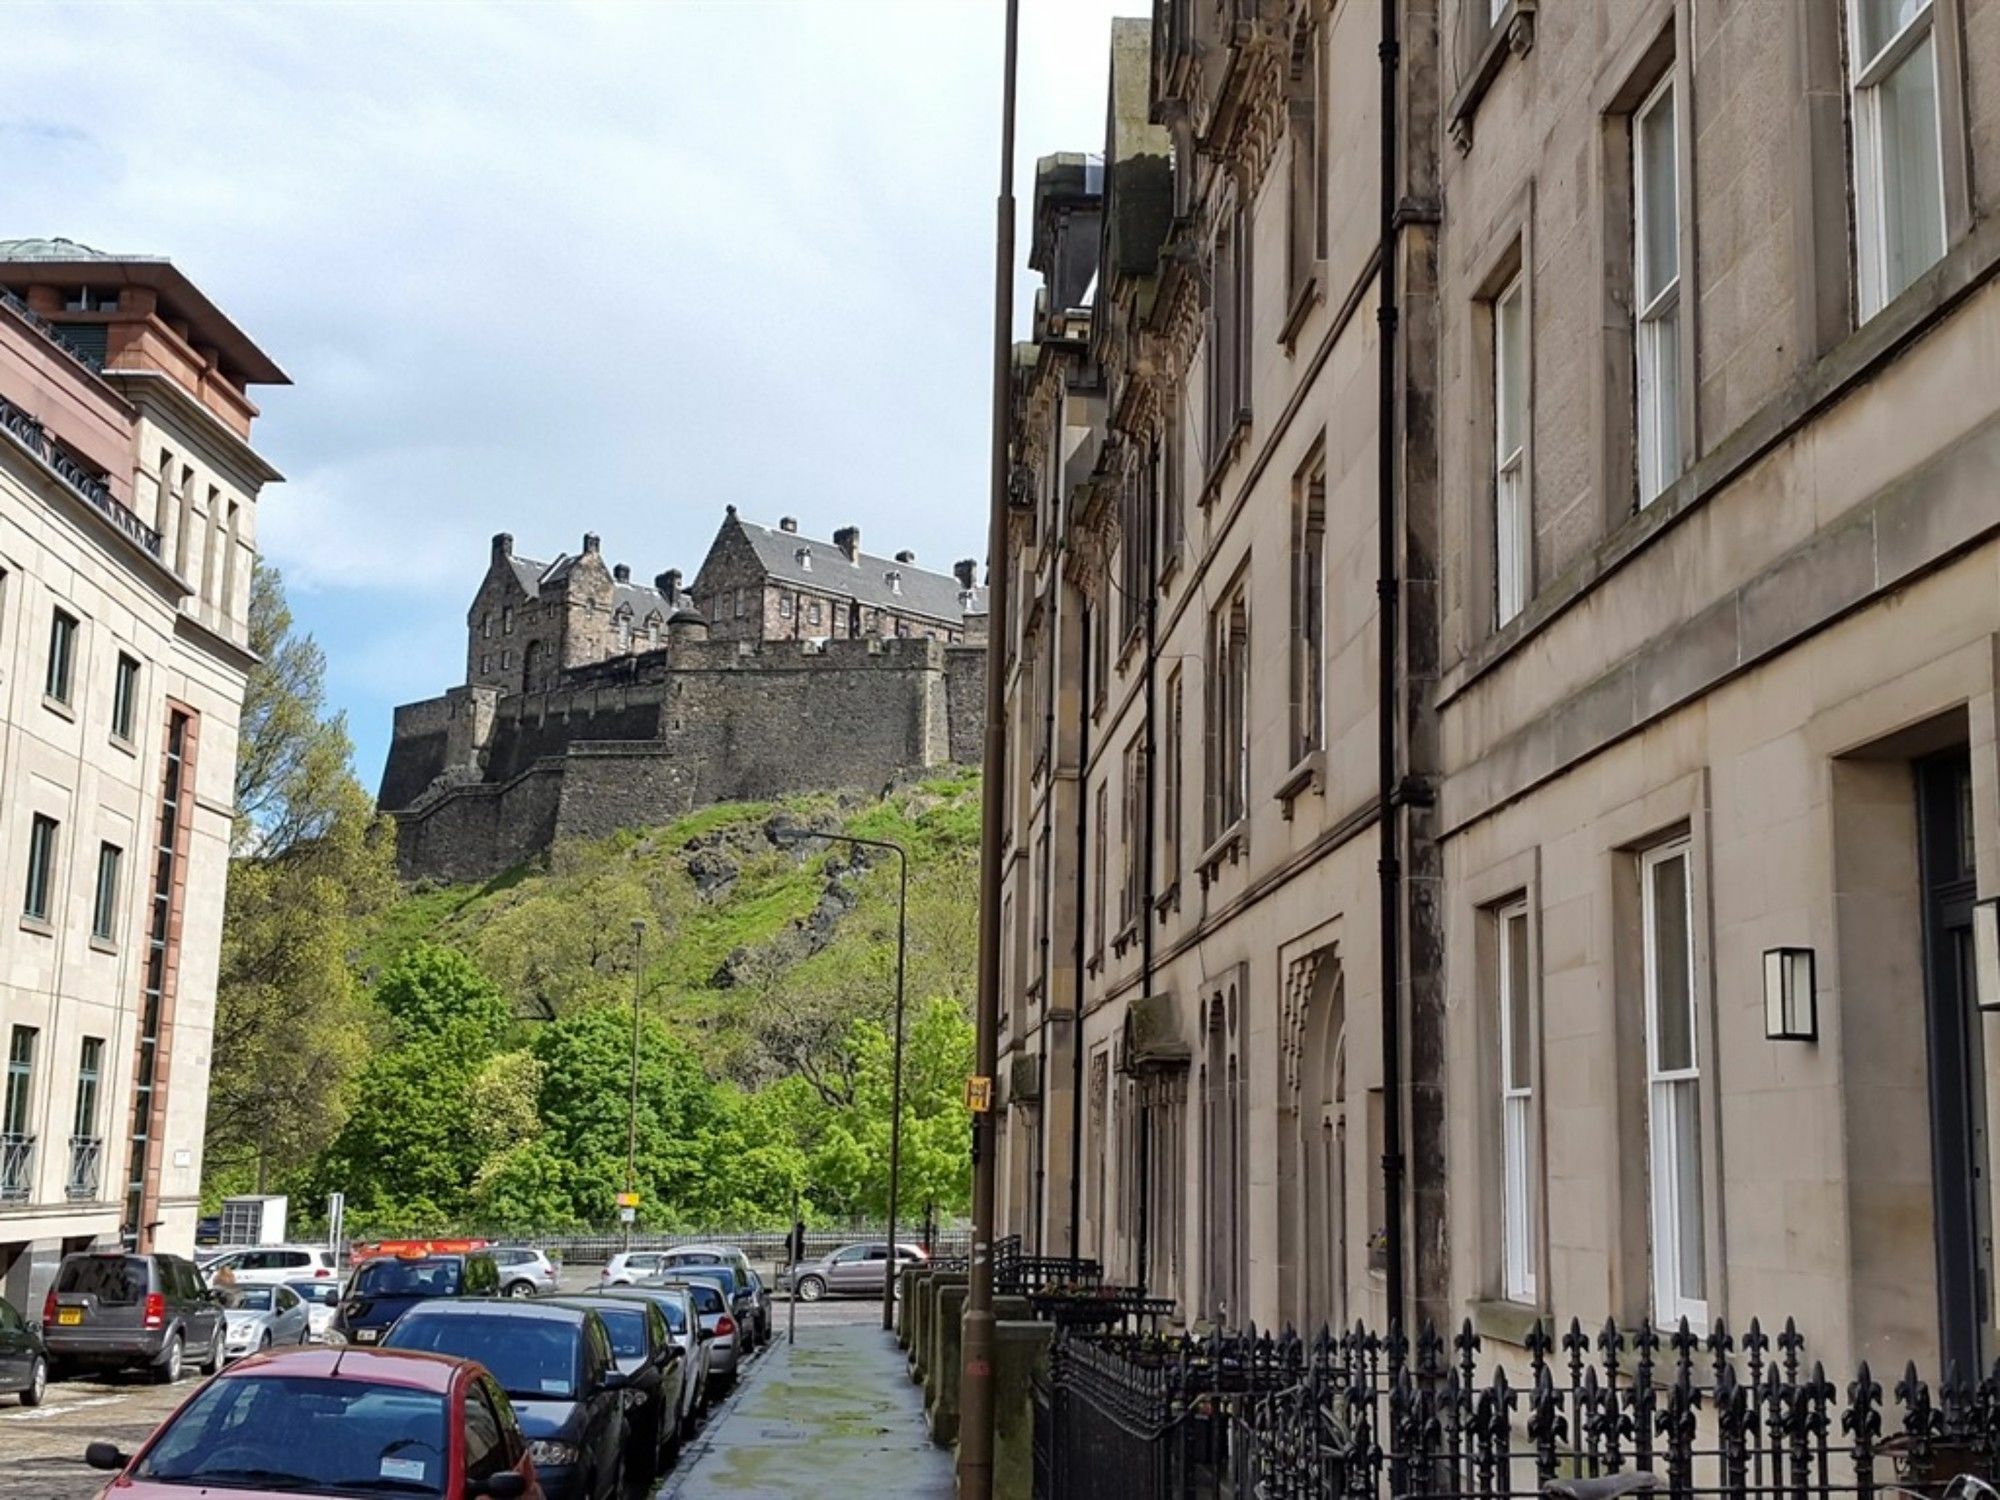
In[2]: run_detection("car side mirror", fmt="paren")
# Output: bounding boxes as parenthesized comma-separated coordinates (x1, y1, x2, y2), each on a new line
(599, 1369, 628, 1393)
(470, 1474, 528, 1499)
(85, 1443, 128, 1472)
(698, 1327, 716, 1343)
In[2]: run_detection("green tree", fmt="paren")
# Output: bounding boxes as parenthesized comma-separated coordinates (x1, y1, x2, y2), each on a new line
(375, 943, 513, 1042)
(205, 564, 393, 1194)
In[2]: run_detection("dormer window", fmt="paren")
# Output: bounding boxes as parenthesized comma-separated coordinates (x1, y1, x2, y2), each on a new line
(796, 547, 812, 572)
(886, 570, 903, 595)
(63, 287, 120, 312)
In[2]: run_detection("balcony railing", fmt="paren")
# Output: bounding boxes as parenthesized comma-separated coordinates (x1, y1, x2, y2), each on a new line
(0, 1133, 36, 1203)
(67, 1135, 102, 1200)
(0, 285, 106, 372)
(0, 392, 162, 559)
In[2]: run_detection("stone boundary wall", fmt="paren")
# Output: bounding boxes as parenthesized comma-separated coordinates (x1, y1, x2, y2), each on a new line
(391, 760, 564, 885)
(944, 645, 985, 765)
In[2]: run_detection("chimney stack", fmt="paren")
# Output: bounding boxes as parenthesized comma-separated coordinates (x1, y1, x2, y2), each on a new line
(895, 549, 917, 565)
(779, 517, 798, 533)
(492, 532, 514, 562)
(658, 568, 683, 600)
(834, 526, 861, 563)
(953, 558, 977, 589)
(613, 563, 631, 584)
(582, 532, 601, 555)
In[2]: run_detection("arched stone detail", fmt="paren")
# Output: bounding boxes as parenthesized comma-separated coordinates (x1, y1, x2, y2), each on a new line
(1282, 943, 1332, 1097)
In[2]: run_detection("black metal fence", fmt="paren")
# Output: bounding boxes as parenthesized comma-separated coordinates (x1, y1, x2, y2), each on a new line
(1036, 1315, 2000, 1500)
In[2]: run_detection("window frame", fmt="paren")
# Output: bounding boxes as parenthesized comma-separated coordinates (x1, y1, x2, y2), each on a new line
(1633, 71, 1683, 505)
(45, 608, 78, 706)
(111, 653, 141, 744)
(1847, 0, 1948, 319)
(91, 841, 122, 945)
(1497, 899, 1536, 1303)
(1492, 273, 1530, 626)
(1205, 577, 1251, 842)
(73, 1036, 103, 1140)
(3, 1025, 36, 1138)
(1289, 446, 1327, 766)
(1641, 836, 1708, 1329)
(23, 813, 59, 924)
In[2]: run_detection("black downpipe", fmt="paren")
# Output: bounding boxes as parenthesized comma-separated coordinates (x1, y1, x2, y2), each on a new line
(1137, 440, 1160, 1293)
(1069, 604, 1093, 1257)
(1375, 0, 1408, 1336)
(1033, 624, 1056, 1256)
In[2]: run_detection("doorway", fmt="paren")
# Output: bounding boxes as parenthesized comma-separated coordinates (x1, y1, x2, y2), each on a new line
(1918, 747, 1993, 1375)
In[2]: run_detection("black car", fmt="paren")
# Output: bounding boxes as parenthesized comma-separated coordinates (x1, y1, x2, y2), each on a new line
(648, 1263, 757, 1352)
(0, 1296, 47, 1406)
(383, 1299, 629, 1500)
(333, 1251, 499, 1345)
(554, 1296, 685, 1482)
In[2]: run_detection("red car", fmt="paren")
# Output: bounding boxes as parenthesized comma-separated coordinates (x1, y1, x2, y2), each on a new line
(83, 1345, 543, 1498)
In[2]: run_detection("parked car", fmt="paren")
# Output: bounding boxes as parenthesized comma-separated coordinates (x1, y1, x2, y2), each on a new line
(284, 1279, 341, 1343)
(597, 1250, 671, 1286)
(383, 1300, 628, 1500)
(0, 1295, 48, 1407)
(218, 1283, 312, 1361)
(647, 1264, 757, 1352)
(784, 1242, 928, 1302)
(193, 1215, 221, 1248)
(743, 1269, 773, 1346)
(654, 1246, 762, 1342)
(42, 1250, 223, 1382)
(654, 1278, 737, 1391)
(493, 1245, 560, 1298)
(82, 1345, 543, 1498)
(334, 1250, 500, 1346)
(554, 1296, 684, 1482)
(197, 1243, 341, 1287)
(602, 1285, 708, 1437)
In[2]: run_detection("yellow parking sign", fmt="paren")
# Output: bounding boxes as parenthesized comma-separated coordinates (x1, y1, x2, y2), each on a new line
(965, 1076, 993, 1113)
(615, 1191, 641, 1208)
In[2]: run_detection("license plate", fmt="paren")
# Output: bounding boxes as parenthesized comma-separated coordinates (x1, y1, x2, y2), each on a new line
(356, 1328, 378, 1343)
(56, 1308, 81, 1326)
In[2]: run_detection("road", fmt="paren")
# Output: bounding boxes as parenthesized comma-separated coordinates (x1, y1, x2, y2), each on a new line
(0, 1271, 882, 1499)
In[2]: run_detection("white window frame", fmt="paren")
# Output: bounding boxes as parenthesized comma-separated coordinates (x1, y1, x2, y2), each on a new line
(1634, 73, 1682, 505)
(1848, 0, 1947, 318)
(1493, 274, 1529, 626)
(1498, 899, 1535, 1303)
(1642, 837, 1707, 1329)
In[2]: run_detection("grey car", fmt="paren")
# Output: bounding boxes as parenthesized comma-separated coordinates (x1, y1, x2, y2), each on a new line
(493, 1245, 560, 1298)
(218, 1283, 311, 1361)
(785, 1242, 928, 1302)
(42, 1250, 224, 1382)
(604, 1285, 709, 1436)
(655, 1279, 737, 1390)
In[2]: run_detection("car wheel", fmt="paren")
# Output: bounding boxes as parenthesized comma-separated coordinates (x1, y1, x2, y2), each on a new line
(153, 1333, 184, 1385)
(258, 1330, 272, 1352)
(199, 1326, 224, 1376)
(796, 1274, 826, 1303)
(20, 1356, 46, 1408)
(504, 1279, 535, 1299)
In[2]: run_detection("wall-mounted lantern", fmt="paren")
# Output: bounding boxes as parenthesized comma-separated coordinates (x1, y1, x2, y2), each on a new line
(1976, 897, 2000, 1014)
(1763, 947, 1817, 1042)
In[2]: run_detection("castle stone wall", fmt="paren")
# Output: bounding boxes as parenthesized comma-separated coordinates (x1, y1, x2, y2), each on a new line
(393, 761, 564, 885)
(553, 744, 695, 845)
(378, 695, 455, 811)
(945, 646, 985, 764)
(485, 688, 667, 784)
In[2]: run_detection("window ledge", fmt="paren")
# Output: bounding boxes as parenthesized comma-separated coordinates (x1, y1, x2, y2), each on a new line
(1467, 1297, 1547, 1349)
(42, 694, 75, 722)
(1275, 750, 1324, 817)
(1446, 0, 1537, 155)
(1157, 545, 1184, 595)
(1111, 919, 1140, 958)
(108, 731, 137, 757)
(1280, 268, 1324, 352)
(89, 935, 118, 956)
(18, 914, 53, 938)
(1115, 626, 1144, 675)
(1195, 821, 1248, 889)
(1154, 879, 1182, 918)
(1086, 950, 1104, 978)
(1198, 417, 1251, 510)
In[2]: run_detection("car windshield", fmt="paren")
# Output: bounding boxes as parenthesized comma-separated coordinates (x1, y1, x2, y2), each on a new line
(289, 1282, 338, 1306)
(593, 1305, 648, 1358)
(55, 1255, 147, 1304)
(655, 1299, 688, 1334)
(673, 1267, 738, 1293)
(354, 1259, 462, 1298)
(221, 1287, 274, 1312)
(134, 1374, 448, 1496)
(667, 1283, 724, 1316)
(384, 1314, 580, 1400)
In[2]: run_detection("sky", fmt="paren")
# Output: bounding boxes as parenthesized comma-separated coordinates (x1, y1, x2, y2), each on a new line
(1, 0, 1132, 782)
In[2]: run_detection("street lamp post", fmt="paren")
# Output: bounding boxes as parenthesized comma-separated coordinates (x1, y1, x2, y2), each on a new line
(782, 828, 909, 1333)
(625, 918, 644, 1253)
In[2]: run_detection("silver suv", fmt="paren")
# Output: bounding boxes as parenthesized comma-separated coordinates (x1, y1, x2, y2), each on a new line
(42, 1250, 224, 1383)
(491, 1245, 559, 1298)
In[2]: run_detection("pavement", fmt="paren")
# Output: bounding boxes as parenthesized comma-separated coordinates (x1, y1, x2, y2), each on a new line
(660, 1314, 953, 1499)
(0, 1287, 942, 1499)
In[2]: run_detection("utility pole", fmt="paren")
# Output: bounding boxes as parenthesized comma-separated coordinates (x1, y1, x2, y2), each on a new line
(625, 918, 644, 1254)
(959, 1, 1019, 1494)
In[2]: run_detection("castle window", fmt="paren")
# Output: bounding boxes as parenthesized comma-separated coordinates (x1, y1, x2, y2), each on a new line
(481, 612, 492, 639)
(502, 649, 513, 670)
(734, 588, 746, 619)
(481, 654, 491, 674)
(808, 601, 823, 627)
(645, 612, 662, 648)
(502, 606, 514, 635)
(614, 606, 633, 651)
(779, 594, 794, 619)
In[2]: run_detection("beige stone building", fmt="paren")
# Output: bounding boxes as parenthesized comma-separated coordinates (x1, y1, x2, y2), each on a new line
(0, 239, 283, 1309)
(1000, 0, 2000, 1375)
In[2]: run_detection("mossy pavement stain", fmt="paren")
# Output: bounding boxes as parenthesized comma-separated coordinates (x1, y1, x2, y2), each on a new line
(660, 1322, 953, 1498)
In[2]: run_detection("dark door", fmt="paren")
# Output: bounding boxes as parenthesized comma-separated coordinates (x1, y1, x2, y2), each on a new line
(1919, 749, 1993, 1376)
(0, 1298, 27, 1390)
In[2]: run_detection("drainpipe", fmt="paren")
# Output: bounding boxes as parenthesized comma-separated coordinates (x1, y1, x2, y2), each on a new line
(1070, 600, 1093, 1256)
(1375, 0, 1408, 1337)
(1137, 435, 1161, 1294)
(1033, 596, 1056, 1255)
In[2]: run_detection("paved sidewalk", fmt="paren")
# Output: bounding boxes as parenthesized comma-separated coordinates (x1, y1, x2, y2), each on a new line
(660, 1320, 953, 1498)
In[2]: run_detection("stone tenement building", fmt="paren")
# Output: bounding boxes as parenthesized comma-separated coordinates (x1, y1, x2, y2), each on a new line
(0, 237, 284, 1305)
(999, 0, 2000, 1381)
(380, 508, 988, 882)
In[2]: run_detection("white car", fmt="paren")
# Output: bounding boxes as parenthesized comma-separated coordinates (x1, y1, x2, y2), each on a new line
(219, 1284, 312, 1360)
(285, 1279, 342, 1342)
(201, 1244, 342, 1287)
(599, 1250, 671, 1286)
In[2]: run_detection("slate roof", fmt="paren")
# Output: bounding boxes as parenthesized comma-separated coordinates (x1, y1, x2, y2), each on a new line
(507, 553, 673, 616)
(732, 517, 986, 623)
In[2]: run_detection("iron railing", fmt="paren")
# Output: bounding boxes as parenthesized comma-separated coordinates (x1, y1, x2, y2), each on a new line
(0, 1133, 36, 1202)
(0, 392, 162, 558)
(1036, 1315, 2000, 1500)
(66, 1135, 101, 1200)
